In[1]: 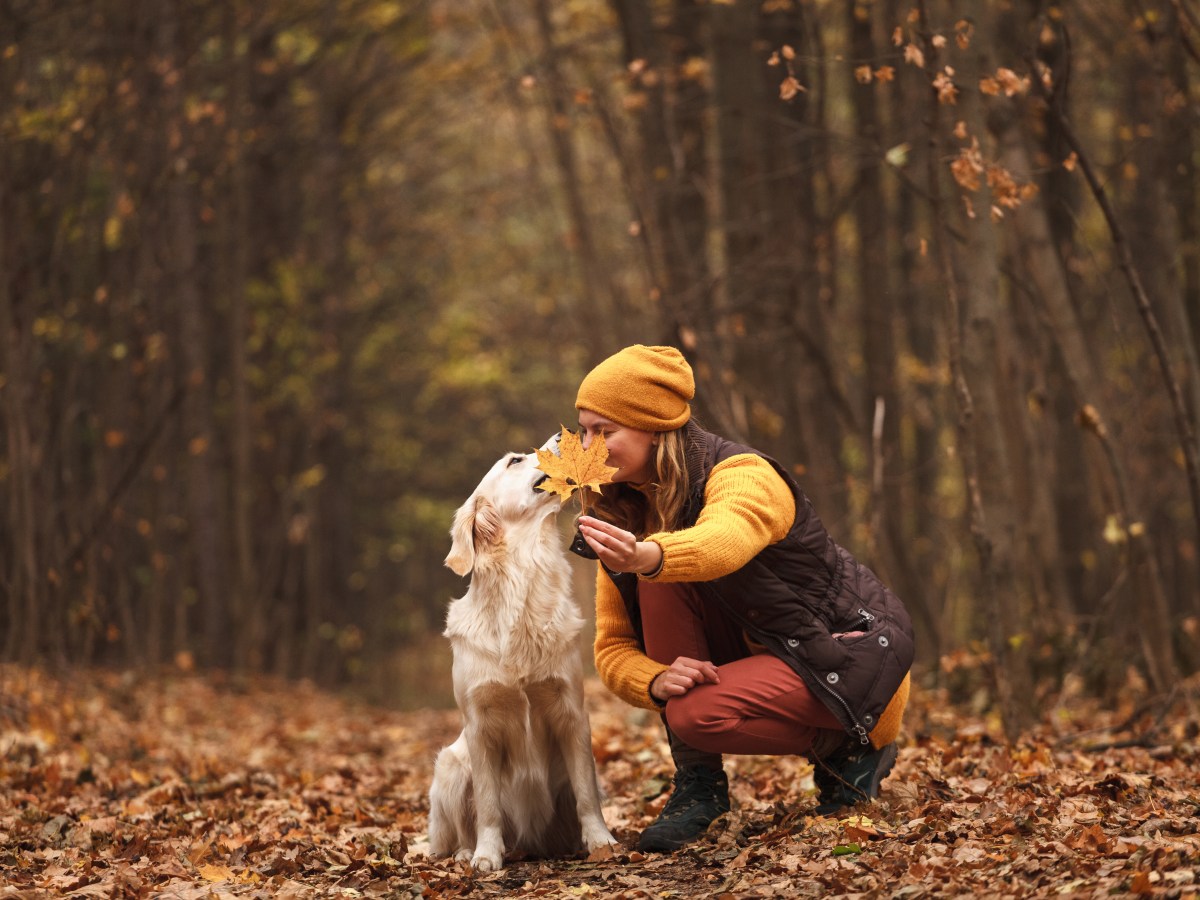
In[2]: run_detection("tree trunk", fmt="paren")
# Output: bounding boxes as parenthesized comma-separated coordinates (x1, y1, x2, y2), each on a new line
(608, 0, 728, 423)
(305, 11, 355, 682)
(847, 0, 927, 618)
(995, 97, 1181, 688)
(226, 0, 258, 669)
(0, 182, 42, 663)
(160, 4, 230, 667)
(531, 0, 616, 355)
(708, 0, 769, 448)
(1167, 6, 1200, 373)
(920, 0, 1031, 737)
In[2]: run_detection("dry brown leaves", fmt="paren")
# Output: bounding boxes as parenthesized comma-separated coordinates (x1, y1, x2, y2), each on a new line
(2, 664, 1200, 899)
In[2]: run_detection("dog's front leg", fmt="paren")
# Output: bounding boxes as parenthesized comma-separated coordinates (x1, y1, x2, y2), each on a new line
(565, 721, 617, 851)
(464, 683, 525, 872)
(466, 758, 504, 872)
(529, 678, 616, 851)
(428, 738, 475, 862)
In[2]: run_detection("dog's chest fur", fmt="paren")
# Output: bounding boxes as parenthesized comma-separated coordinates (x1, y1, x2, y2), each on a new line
(444, 552, 584, 681)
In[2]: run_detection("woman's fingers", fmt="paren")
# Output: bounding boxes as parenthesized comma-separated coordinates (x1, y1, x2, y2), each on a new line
(672, 657, 719, 683)
(577, 518, 663, 575)
(650, 657, 719, 701)
(579, 520, 637, 568)
(581, 528, 625, 560)
(664, 657, 719, 694)
(578, 515, 621, 536)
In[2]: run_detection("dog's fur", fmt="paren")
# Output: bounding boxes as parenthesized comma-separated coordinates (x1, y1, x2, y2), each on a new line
(427, 444, 615, 872)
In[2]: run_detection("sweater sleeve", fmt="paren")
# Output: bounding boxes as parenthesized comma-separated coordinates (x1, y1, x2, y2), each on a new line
(643, 453, 795, 583)
(592, 565, 668, 711)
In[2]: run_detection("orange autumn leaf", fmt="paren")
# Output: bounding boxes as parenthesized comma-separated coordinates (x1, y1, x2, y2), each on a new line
(535, 427, 618, 512)
(197, 863, 236, 882)
(903, 43, 925, 68)
(779, 76, 805, 101)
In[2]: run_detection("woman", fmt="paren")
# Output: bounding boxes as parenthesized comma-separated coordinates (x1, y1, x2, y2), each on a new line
(572, 345, 913, 853)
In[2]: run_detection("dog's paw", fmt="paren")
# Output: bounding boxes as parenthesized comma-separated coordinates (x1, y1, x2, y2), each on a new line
(470, 850, 503, 873)
(453, 849, 472, 864)
(582, 821, 617, 851)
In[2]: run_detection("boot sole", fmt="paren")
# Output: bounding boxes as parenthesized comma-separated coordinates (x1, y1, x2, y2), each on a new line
(636, 811, 730, 852)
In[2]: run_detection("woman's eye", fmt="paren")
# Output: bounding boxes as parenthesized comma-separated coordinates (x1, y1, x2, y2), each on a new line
(507, 455, 523, 467)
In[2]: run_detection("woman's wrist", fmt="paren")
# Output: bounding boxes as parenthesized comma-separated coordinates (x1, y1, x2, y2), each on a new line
(636, 541, 664, 577)
(648, 672, 667, 704)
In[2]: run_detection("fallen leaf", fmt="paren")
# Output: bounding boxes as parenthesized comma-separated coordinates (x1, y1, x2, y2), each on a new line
(585, 842, 616, 863)
(197, 863, 235, 882)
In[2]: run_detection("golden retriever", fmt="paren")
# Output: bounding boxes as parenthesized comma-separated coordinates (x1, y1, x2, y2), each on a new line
(427, 441, 616, 872)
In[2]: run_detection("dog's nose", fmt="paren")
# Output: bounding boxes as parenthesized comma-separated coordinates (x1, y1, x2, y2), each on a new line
(532, 473, 549, 492)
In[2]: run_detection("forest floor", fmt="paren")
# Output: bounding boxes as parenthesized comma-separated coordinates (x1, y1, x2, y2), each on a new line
(2, 663, 1200, 899)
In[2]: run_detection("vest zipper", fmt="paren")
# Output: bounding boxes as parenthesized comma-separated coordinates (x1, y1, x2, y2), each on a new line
(826, 608, 876, 744)
(847, 607, 875, 632)
(804, 659, 871, 746)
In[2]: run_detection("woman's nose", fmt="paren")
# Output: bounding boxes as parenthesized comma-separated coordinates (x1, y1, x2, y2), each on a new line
(580, 432, 592, 450)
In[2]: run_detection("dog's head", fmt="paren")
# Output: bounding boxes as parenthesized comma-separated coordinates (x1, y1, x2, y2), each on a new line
(444, 437, 560, 577)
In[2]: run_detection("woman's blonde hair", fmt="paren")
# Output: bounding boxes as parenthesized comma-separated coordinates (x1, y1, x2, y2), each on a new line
(590, 425, 692, 538)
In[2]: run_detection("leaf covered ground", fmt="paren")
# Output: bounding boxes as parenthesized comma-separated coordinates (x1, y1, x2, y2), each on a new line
(2, 664, 1200, 898)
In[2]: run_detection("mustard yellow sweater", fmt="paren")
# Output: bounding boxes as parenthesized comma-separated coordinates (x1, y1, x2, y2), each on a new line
(592, 453, 909, 748)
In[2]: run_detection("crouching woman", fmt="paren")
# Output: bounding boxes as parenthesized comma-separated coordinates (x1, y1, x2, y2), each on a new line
(572, 344, 914, 853)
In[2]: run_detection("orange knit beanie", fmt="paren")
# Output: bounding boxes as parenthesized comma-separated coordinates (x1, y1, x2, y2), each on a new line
(575, 345, 694, 431)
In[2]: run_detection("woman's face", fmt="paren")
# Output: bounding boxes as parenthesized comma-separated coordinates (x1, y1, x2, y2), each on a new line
(577, 410, 656, 484)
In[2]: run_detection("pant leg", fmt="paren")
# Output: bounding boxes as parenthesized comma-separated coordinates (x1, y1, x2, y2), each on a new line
(639, 580, 748, 666)
(639, 581, 745, 771)
(666, 653, 844, 755)
(640, 581, 843, 757)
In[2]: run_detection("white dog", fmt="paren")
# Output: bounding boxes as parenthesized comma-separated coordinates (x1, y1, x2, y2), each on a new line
(427, 441, 616, 873)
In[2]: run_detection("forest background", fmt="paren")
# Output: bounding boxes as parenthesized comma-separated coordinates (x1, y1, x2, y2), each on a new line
(2, 0, 1199, 741)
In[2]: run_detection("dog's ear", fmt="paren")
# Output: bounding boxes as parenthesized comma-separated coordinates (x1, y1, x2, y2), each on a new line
(445, 496, 478, 576)
(444, 495, 504, 576)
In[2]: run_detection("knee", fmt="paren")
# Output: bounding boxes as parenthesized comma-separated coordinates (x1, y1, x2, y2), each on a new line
(665, 691, 728, 753)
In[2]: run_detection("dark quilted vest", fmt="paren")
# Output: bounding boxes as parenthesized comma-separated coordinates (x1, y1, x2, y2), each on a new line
(604, 423, 914, 745)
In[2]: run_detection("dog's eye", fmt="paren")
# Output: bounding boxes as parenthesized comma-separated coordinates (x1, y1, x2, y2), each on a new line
(506, 455, 524, 467)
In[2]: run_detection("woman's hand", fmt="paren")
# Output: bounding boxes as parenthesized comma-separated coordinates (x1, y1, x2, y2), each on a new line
(650, 656, 720, 701)
(578, 516, 663, 575)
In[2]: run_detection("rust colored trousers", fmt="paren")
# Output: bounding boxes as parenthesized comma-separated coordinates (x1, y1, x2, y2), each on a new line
(640, 581, 844, 756)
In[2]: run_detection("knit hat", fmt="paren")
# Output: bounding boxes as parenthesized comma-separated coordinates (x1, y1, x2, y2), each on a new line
(575, 345, 694, 431)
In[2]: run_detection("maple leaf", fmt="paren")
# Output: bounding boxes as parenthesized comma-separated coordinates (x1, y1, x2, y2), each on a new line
(535, 427, 618, 514)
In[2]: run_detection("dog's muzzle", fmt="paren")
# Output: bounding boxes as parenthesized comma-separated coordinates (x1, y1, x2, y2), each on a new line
(532, 431, 561, 494)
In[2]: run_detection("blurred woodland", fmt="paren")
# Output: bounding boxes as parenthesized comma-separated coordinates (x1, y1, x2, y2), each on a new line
(1, 0, 1199, 733)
